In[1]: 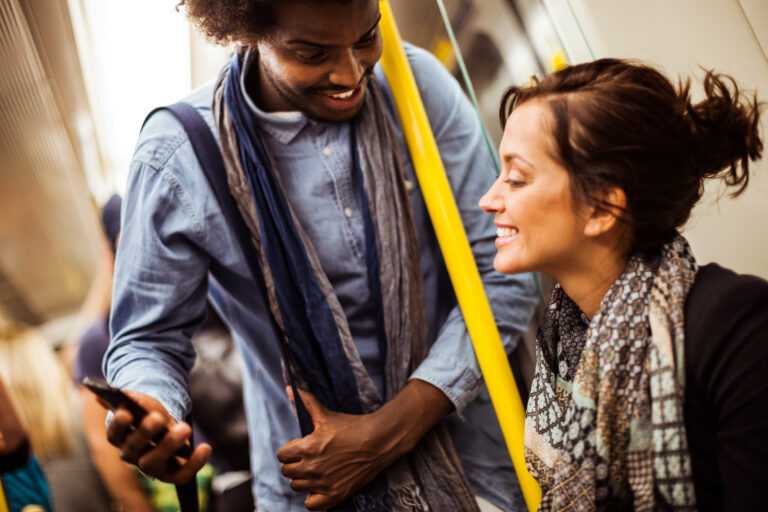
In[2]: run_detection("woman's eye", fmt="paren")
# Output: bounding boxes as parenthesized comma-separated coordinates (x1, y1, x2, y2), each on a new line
(504, 178, 527, 187)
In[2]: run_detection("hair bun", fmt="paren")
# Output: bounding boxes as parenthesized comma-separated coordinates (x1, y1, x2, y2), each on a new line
(681, 70, 763, 195)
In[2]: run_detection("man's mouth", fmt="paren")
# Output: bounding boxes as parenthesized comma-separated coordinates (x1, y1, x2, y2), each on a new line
(316, 86, 364, 111)
(326, 89, 356, 100)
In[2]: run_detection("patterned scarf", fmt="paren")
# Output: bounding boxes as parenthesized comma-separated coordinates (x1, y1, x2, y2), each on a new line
(211, 50, 478, 512)
(525, 236, 699, 511)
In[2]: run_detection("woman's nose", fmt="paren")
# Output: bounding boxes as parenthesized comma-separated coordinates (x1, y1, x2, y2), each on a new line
(479, 179, 503, 214)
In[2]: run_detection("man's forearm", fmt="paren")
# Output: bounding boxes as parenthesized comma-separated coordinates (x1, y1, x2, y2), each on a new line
(372, 379, 453, 458)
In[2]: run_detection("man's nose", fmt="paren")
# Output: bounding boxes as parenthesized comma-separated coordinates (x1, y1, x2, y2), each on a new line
(328, 49, 364, 88)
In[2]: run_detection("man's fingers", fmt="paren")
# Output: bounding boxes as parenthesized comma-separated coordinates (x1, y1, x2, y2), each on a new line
(134, 421, 192, 474)
(139, 442, 212, 485)
(288, 478, 320, 493)
(169, 443, 211, 484)
(276, 438, 303, 463)
(118, 411, 168, 463)
(305, 491, 340, 511)
(106, 408, 134, 447)
(280, 460, 322, 480)
(295, 388, 328, 425)
(134, 420, 210, 485)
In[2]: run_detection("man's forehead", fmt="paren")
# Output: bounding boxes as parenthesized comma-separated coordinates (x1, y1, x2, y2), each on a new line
(268, 0, 379, 45)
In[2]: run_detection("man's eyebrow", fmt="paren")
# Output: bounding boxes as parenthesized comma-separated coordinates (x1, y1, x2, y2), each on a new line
(285, 13, 381, 48)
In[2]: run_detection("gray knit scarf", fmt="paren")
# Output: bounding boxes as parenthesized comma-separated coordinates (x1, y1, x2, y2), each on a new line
(525, 236, 699, 511)
(212, 50, 479, 512)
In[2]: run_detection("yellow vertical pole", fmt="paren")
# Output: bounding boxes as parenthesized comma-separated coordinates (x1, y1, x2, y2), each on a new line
(0, 481, 8, 512)
(378, 2, 541, 510)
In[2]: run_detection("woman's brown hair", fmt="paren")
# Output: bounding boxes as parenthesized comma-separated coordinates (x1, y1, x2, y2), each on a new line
(500, 59, 763, 253)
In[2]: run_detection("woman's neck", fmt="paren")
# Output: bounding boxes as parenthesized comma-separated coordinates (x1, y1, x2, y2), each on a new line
(553, 246, 629, 319)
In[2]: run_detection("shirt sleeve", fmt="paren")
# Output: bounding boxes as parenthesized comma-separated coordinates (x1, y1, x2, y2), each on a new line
(401, 45, 539, 413)
(105, 130, 211, 422)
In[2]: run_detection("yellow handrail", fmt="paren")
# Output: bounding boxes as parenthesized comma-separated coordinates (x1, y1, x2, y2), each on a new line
(0, 480, 9, 512)
(378, 2, 541, 510)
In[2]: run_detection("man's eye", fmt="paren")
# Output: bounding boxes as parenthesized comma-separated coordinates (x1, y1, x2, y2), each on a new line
(295, 50, 325, 63)
(356, 30, 378, 48)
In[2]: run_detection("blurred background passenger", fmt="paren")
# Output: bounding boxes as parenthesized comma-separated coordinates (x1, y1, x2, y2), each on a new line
(0, 374, 53, 512)
(480, 59, 768, 510)
(75, 195, 252, 512)
(0, 323, 110, 511)
(75, 197, 154, 512)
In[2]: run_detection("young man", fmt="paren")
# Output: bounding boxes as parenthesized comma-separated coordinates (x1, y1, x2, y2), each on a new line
(105, 0, 537, 510)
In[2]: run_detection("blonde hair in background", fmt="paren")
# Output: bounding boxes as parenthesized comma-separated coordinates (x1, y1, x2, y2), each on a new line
(0, 323, 77, 460)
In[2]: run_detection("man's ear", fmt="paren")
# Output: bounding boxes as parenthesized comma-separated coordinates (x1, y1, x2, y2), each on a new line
(584, 186, 626, 238)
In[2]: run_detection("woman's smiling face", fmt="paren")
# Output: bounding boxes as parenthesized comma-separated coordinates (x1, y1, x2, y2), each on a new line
(479, 100, 591, 276)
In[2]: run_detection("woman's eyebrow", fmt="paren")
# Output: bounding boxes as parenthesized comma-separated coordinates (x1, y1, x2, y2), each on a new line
(502, 153, 533, 168)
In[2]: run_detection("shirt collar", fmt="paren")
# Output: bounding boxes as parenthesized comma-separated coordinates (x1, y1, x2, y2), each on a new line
(240, 48, 309, 145)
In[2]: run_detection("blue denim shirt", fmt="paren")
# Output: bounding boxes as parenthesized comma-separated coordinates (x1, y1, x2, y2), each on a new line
(107, 44, 537, 511)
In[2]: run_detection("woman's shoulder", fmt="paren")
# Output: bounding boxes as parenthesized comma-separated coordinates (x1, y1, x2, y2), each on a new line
(684, 261, 768, 403)
(686, 263, 768, 331)
(683, 267, 768, 509)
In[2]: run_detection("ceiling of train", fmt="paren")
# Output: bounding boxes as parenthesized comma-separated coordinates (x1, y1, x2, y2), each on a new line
(0, 0, 102, 329)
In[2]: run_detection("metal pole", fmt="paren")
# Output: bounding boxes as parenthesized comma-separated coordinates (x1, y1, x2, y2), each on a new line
(378, 2, 541, 510)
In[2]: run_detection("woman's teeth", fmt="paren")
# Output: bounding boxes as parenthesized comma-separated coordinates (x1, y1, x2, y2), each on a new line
(328, 89, 355, 99)
(496, 226, 519, 237)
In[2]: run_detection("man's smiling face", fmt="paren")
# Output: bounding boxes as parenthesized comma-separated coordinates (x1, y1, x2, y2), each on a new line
(252, 0, 382, 122)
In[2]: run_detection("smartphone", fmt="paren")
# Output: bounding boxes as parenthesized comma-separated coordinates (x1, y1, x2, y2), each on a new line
(82, 377, 193, 459)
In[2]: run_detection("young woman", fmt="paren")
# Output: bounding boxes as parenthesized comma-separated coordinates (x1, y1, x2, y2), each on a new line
(479, 59, 768, 511)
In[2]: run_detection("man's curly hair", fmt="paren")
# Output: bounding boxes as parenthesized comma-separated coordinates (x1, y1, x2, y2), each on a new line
(177, 0, 277, 45)
(178, 0, 357, 45)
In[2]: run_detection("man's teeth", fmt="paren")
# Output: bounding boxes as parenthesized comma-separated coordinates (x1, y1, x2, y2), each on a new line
(496, 226, 519, 237)
(328, 89, 355, 99)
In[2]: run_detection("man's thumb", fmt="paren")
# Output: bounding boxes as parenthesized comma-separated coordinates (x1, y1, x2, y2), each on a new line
(295, 388, 327, 426)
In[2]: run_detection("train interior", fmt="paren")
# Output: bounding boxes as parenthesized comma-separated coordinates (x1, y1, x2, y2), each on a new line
(1, 0, 767, 509)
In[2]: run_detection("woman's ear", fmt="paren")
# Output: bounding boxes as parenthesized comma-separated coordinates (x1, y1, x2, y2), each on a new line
(584, 186, 626, 238)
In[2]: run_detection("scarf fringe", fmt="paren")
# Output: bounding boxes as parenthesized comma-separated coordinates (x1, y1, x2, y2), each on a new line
(354, 483, 429, 512)
(392, 483, 430, 511)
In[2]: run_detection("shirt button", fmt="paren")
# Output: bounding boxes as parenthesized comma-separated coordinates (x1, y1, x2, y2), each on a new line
(404, 179, 414, 191)
(323, 146, 333, 156)
(344, 207, 354, 218)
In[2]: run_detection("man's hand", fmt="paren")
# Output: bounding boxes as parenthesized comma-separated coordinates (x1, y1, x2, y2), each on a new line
(105, 391, 210, 485)
(277, 380, 453, 511)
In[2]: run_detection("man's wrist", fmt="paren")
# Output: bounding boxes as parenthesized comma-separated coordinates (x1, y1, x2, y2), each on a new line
(373, 379, 453, 459)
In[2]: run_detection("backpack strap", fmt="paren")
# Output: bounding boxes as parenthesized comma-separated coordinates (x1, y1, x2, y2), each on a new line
(142, 101, 315, 510)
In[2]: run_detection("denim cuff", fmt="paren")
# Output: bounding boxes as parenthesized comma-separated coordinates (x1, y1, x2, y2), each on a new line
(409, 353, 482, 416)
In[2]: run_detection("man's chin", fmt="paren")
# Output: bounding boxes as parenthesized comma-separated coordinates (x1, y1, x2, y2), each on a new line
(305, 105, 363, 123)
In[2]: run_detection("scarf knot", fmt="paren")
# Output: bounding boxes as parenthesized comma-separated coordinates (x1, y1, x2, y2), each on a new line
(526, 236, 698, 511)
